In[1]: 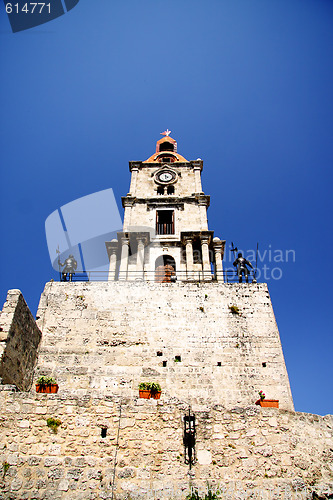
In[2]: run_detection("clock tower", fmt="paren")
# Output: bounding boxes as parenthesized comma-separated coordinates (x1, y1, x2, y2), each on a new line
(106, 132, 225, 281)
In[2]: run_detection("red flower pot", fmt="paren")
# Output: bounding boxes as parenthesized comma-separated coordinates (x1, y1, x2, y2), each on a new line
(151, 391, 162, 400)
(36, 384, 59, 394)
(139, 390, 151, 399)
(255, 399, 279, 408)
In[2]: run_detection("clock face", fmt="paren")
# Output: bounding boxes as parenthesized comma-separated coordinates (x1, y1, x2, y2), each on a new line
(157, 171, 174, 183)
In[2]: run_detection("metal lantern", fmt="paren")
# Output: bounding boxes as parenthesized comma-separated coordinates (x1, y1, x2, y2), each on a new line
(183, 408, 196, 468)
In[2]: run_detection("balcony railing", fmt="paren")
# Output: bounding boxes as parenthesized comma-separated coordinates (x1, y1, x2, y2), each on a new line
(156, 223, 174, 235)
(57, 270, 258, 283)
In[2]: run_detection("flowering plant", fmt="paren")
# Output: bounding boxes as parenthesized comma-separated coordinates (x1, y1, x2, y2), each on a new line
(36, 376, 57, 387)
(259, 390, 265, 400)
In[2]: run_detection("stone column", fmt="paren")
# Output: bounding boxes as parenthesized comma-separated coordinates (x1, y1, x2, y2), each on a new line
(129, 166, 139, 195)
(198, 197, 209, 230)
(136, 238, 145, 280)
(108, 247, 118, 281)
(201, 237, 212, 280)
(185, 238, 194, 280)
(193, 164, 203, 193)
(122, 198, 134, 232)
(118, 237, 129, 281)
(213, 239, 224, 282)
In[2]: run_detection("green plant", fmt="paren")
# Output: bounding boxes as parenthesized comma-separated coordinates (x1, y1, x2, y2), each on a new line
(229, 305, 239, 314)
(36, 376, 57, 386)
(46, 417, 62, 433)
(2, 461, 9, 478)
(204, 294, 208, 299)
(186, 489, 219, 500)
(138, 382, 151, 390)
(150, 382, 161, 393)
(138, 382, 161, 392)
(259, 390, 266, 400)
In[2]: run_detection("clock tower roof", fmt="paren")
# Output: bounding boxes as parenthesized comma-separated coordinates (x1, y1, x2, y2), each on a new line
(144, 132, 188, 163)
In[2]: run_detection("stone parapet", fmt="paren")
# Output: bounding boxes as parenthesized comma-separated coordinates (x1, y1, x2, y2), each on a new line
(0, 290, 42, 391)
(0, 391, 331, 499)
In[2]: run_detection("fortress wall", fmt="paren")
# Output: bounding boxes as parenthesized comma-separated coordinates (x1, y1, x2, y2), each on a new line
(0, 290, 42, 391)
(35, 282, 293, 411)
(0, 390, 332, 500)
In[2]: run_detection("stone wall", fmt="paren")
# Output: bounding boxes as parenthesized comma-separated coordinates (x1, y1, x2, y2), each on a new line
(0, 389, 332, 500)
(0, 284, 331, 499)
(35, 281, 294, 411)
(0, 290, 42, 391)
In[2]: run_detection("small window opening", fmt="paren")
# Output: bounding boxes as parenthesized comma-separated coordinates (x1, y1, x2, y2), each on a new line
(157, 351, 163, 356)
(156, 210, 174, 235)
(101, 427, 107, 438)
(217, 362, 221, 367)
(262, 362, 267, 368)
(175, 355, 181, 362)
(163, 361, 167, 367)
(157, 186, 164, 195)
(158, 155, 176, 163)
(167, 185, 174, 195)
(159, 141, 174, 152)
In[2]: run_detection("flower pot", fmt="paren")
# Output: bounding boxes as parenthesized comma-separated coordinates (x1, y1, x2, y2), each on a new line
(36, 384, 59, 394)
(151, 391, 162, 400)
(139, 390, 151, 399)
(255, 399, 279, 408)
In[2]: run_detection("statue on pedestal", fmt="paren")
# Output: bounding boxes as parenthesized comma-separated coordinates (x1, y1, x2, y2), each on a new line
(233, 252, 253, 283)
(58, 254, 77, 282)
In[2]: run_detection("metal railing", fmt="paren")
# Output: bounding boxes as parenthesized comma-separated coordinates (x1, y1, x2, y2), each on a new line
(156, 223, 174, 235)
(57, 269, 258, 283)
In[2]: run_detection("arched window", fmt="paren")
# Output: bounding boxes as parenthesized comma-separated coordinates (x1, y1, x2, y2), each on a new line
(167, 185, 174, 195)
(157, 186, 164, 195)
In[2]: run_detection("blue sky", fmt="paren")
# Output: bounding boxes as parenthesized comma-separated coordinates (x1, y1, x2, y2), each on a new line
(0, 0, 332, 415)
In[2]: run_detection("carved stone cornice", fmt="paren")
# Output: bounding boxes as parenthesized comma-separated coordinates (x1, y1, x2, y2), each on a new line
(105, 240, 119, 259)
(190, 160, 203, 172)
(122, 196, 136, 208)
(212, 239, 226, 259)
(117, 231, 151, 246)
(181, 231, 214, 245)
(147, 200, 184, 211)
(141, 161, 189, 168)
(195, 194, 210, 207)
(128, 161, 142, 172)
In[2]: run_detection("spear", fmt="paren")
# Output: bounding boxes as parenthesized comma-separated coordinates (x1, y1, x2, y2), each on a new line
(253, 242, 259, 283)
(56, 245, 61, 282)
(230, 242, 238, 282)
(230, 242, 238, 262)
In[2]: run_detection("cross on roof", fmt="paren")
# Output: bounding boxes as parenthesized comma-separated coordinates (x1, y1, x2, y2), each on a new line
(160, 129, 171, 137)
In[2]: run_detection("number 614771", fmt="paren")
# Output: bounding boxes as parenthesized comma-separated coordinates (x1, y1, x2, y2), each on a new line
(6, 3, 51, 14)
